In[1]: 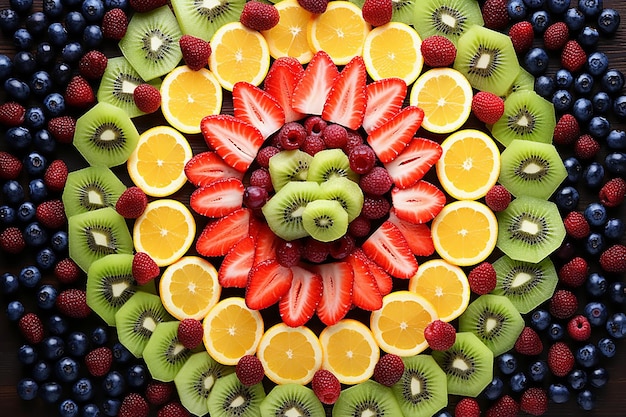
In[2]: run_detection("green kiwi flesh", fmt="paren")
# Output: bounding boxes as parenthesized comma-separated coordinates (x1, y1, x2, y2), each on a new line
(307, 148, 358, 183)
(332, 380, 404, 417)
(68, 207, 133, 272)
(431, 332, 493, 397)
(458, 294, 525, 356)
(171, 0, 245, 41)
(118, 6, 183, 81)
(261, 181, 321, 241)
(319, 176, 364, 222)
(453, 25, 520, 97)
(73, 102, 140, 168)
(269, 149, 313, 192)
(62, 166, 126, 218)
(412, 0, 484, 45)
(207, 372, 266, 417)
(259, 384, 325, 417)
(496, 196, 566, 263)
(490, 90, 557, 147)
(143, 321, 192, 382)
(492, 254, 558, 314)
(499, 140, 567, 199)
(302, 199, 349, 242)
(115, 291, 173, 357)
(508, 67, 535, 95)
(174, 351, 234, 416)
(390, 354, 448, 417)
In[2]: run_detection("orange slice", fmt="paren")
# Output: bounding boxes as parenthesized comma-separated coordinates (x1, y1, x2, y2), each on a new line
(261, 0, 314, 64)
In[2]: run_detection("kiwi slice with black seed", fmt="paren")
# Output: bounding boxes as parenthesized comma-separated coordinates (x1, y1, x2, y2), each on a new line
(262, 181, 321, 241)
(208, 372, 266, 417)
(143, 320, 192, 382)
(390, 354, 448, 417)
(496, 195, 566, 263)
(431, 332, 493, 398)
(413, 0, 484, 45)
(302, 199, 349, 242)
(73, 102, 140, 168)
(453, 25, 520, 97)
(508, 67, 535, 95)
(269, 150, 313, 192)
(259, 384, 325, 417)
(458, 294, 525, 356)
(62, 166, 126, 218)
(97, 56, 162, 118)
(171, 0, 244, 41)
(332, 380, 404, 417)
(68, 207, 134, 272)
(118, 5, 183, 81)
(492, 254, 558, 314)
(499, 140, 567, 199)
(115, 291, 174, 358)
(307, 148, 358, 183)
(174, 351, 234, 416)
(319, 176, 364, 222)
(490, 90, 557, 147)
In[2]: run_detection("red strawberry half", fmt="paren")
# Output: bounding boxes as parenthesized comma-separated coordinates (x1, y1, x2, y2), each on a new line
(314, 261, 353, 326)
(322, 55, 368, 130)
(196, 208, 251, 257)
(391, 180, 446, 224)
(384, 137, 442, 189)
(292, 50, 339, 115)
(362, 77, 407, 133)
(184, 151, 244, 188)
(279, 265, 323, 327)
(245, 260, 294, 310)
(362, 221, 419, 279)
(367, 106, 424, 163)
(190, 177, 245, 218)
(233, 81, 285, 139)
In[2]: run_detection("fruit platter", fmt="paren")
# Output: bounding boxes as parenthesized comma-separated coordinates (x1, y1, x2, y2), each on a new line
(1, 0, 626, 415)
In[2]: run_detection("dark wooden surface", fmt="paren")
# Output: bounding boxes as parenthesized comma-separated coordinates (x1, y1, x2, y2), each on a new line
(1, 0, 626, 416)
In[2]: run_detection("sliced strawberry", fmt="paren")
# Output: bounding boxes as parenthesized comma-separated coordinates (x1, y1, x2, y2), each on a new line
(314, 261, 353, 326)
(189, 177, 244, 218)
(351, 248, 393, 296)
(388, 211, 435, 257)
(253, 223, 280, 264)
(367, 106, 424, 163)
(201, 114, 264, 173)
(279, 265, 323, 327)
(218, 235, 255, 288)
(346, 251, 382, 311)
(196, 208, 251, 257)
(321, 55, 367, 130)
(362, 77, 407, 133)
(292, 50, 338, 116)
(264, 57, 305, 123)
(184, 151, 244, 187)
(245, 260, 293, 310)
(233, 81, 285, 139)
(361, 221, 418, 279)
(384, 137, 442, 189)
(391, 180, 446, 224)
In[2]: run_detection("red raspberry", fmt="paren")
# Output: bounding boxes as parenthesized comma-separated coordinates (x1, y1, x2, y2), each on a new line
(549, 289, 578, 319)
(520, 387, 548, 416)
(79, 50, 108, 80)
(455, 397, 481, 417)
(361, 0, 392, 26)
(102, 8, 128, 39)
(484, 184, 511, 212)
(36, 199, 66, 229)
(563, 211, 590, 239)
(297, 0, 328, 14)
(277, 122, 307, 150)
(481, 0, 509, 30)
(18, 312, 44, 344)
(543, 22, 569, 50)
(158, 402, 189, 417)
(47, 116, 76, 144)
(322, 124, 348, 149)
(235, 355, 264, 386)
(599, 244, 626, 273)
(424, 319, 456, 351)
(256, 146, 280, 168)
(249, 168, 273, 192)
(514, 326, 543, 356)
(359, 166, 393, 195)
(420, 35, 457, 67)
(56, 289, 91, 319)
(553, 113, 580, 145)
(348, 144, 376, 174)
(132, 252, 160, 285)
(467, 262, 497, 295)
(558, 256, 588, 287)
(85, 346, 113, 377)
(0, 101, 26, 127)
(509, 21, 534, 53)
(65, 75, 95, 108)
(44, 160, 69, 192)
(240, 0, 280, 31)
(373, 353, 404, 386)
(567, 314, 591, 341)
(302, 135, 326, 156)
(486, 395, 519, 417)
(348, 215, 371, 238)
(547, 342, 575, 377)
(343, 131, 364, 154)
(276, 239, 301, 267)
(361, 195, 390, 219)
(0, 227, 25, 254)
(302, 238, 329, 263)
(471, 91, 505, 125)
(303, 116, 327, 136)
(599, 177, 626, 208)
(116, 187, 148, 219)
(177, 318, 204, 349)
(145, 381, 175, 406)
(129, 0, 167, 13)
(311, 369, 341, 404)
(0, 151, 23, 180)
(54, 258, 81, 284)
(574, 134, 600, 160)
(179, 35, 212, 71)
(561, 40, 587, 72)
(119, 392, 149, 417)
(133, 84, 161, 114)
(329, 235, 355, 260)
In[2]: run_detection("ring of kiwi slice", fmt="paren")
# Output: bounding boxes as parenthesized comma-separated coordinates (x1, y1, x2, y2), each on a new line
(62, 166, 126, 218)
(259, 384, 325, 417)
(207, 372, 266, 417)
(332, 380, 404, 417)
(143, 321, 193, 382)
(412, 0, 484, 45)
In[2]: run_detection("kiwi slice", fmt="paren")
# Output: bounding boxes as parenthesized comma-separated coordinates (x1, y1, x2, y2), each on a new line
(492, 254, 558, 314)
(143, 321, 192, 382)
(453, 25, 520, 97)
(115, 291, 174, 358)
(68, 207, 134, 272)
(269, 150, 313, 192)
(97, 56, 162, 118)
(490, 90, 557, 147)
(73, 102, 140, 168)
(390, 354, 448, 417)
(118, 6, 183, 82)
(499, 140, 567, 199)
(496, 195, 566, 264)
(207, 372, 266, 417)
(307, 148, 358, 183)
(302, 199, 349, 242)
(62, 166, 126, 218)
(458, 294, 525, 356)
(174, 351, 234, 416)
(319, 176, 364, 222)
(332, 380, 404, 417)
(259, 384, 325, 417)
(412, 0, 484, 45)
(261, 181, 321, 241)
(508, 67, 535, 95)
(171, 0, 244, 41)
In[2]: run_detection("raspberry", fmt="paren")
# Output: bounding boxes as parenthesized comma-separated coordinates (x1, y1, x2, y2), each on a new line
(276, 239, 301, 267)
(549, 289, 578, 319)
(373, 353, 404, 387)
(322, 124, 348, 149)
(297, 0, 328, 14)
(303, 116, 327, 136)
(455, 397, 481, 417)
(177, 319, 204, 349)
(599, 244, 626, 273)
(255, 146, 280, 168)
(574, 134, 600, 160)
(18, 312, 44, 344)
(361, 0, 392, 26)
(311, 369, 341, 404)
(179, 35, 212, 71)
(79, 50, 108, 80)
(481, 0, 509, 30)
(348, 144, 376, 174)
(64, 75, 95, 108)
(563, 211, 590, 239)
(486, 395, 519, 417)
(56, 289, 91, 319)
(277, 122, 307, 150)
(119, 392, 149, 417)
(514, 326, 543, 356)
(509, 21, 534, 53)
(302, 135, 326, 156)
(239, 0, 280, 31)
(44, 160, 69, 192)
(561, 40, 587, 72)
(133, 84, 161, 114)
(567, 314, 591, 341)
(424, 319, 456, 351)
(343, 131, 364, 153)
(132, 252, 160, 285)
(328, 235, 354, 260)
(129, 0, 167, 13)
(471, 91, 505, 125)
(484, 185, 511, 212)
(558, 256, 588, 287)
(47, 116, 76, 144)
(302, 238, 329, 263)
(0, 151, 22, 180)
(249, 168, 273, 192)
(599, 177, 626, 208)
(85, 346, 113, 377)
(359, 166, 393, 195)
(543, 22, 569, 50)
(0, 101, 25, 127)
(348, 215, 371, 238)
(547, 342, 575, 377)
(520, 387, 548, 416)
(467, 262, 497, 295)
(54, 258, 81, 284)
(157, 402, 189, 417)
(116, 187, 148, 219)
(420, 35, 457, 67)
(102, 8, 128, 39)
(0, 227, 25, 254)
(235, 355, 264, 386)
(553, 114, 580, 145)
(35, 199, 66, 229)
(145, 381, 175, 406)
(361, 195, 390, 219)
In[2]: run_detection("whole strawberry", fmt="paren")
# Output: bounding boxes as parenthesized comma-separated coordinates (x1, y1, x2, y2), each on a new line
(467, 261, 497, 295)
(65, 75, 95, 108)
(79, 50, 108, 80)
(44, 160, 69, 192)
(56, 289, 91, 319)
(102, 8, 128, 40)
(514, 326, 543, 356)
(134, 84, 161, 114)
(133, 252, 160, 285)
(547, 342, 574, 377)
(549, 289, 578, 319)
(48, 116, 76, 144)
(85, 346, 113, 376)
(361, 0, 392, 27)
(471, 91, 505, 125)
(455, 397, 481, 417)
(179, 35, 212, 71)
(177, 318, 204, 349)
(311, 369, 341, 404)
(561, 40, 586, 72)
(18, 312, 44, 344)
(119, 392, 149, 417)
(54, 258, 81, 284)
(509, 21, 534, 53)
(235, 354, 264, 386)
(520, 387, 548, 416)
(543, 22, 569, 50)
(145, 381, 175, 406)
(563, 211, 590, 239)
(298, 0, 328, 15)
(424, 319, 456, 351)
(553, 113, 580, 145)
(486, 395, 519, 417)
(0, 227, 25, 254)
(599, 244, 626, 272)
(36, 199, 66, 229)
(484, 184, 511, 212)
(240, 1, 280, 31)
(116, 186, 148, 219)
(0, 151, 23, 180)
(420, 35, 457, 67)
(482, 0, 509, 30)
(0, 102, 26, 127)
(373, 353, 404, 386)
(599, 177, 626, 208)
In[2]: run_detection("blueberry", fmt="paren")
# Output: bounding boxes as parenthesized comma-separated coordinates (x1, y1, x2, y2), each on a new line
(42, 335, 65, 360)
(567, 369, 587, 390)
(102, 398, 121, 417)
(10, 0, 33, 13)
(29, 71, 52, 97)
(576, 343, 600, 369)
(62, 0, 82, 7)
(126, 364, 147, 388)
(48, 314, 68, 335)
(547, 0, 570, 14)
(102, 371, 125, 397)
(33, 129, 56, 154)
(530, 309, 551, 331)
(534, 75, 555, 98)
(112, 342, 132, 364)
(578, 26, 599, 49)
(496, 353, 517, 375)
(602, 69, 625, 94)
(582, 162, 604, 188)
(583, 301, 608, 326)
(552, 89, 573, 112)
(592, 91, 611, 114)
(0, 53, 13, 80)
(528, 360, 549, 382)
(609, 282, 626, 304)
(56, 356, 80, 383)
(83, 24, 103, 48)
(562, 157, 582, 183)
(4, 78, 31, 102)
(606, 312, 626, 338)
(508, 0, 528, 20)
(13, 50, 36, 74)
(577, 389, 595, 411)
(18, 344, 38, 365)
(91, 326, 108, 346)
(0, 9, 19, 34)
(6, 300, 25, 321)
(32, 360, 52, 381)
(585, 272, 607, 297)
(13, 28, 33, 51)
(588, 116, 610, 139)
(104, 0, 127, 8)
(43, 92, 66, 117)
(25, 107, 46, 129)
(578, 0, 602, 18)
(585, 232, 605, 256)
(19, 265, 42, 287)
(564, 7, 585, 32)
(548, 383, 570, 403)
(605, 152, 626, 175)
(51, 230, 69, 252)
(29, 179, 48, 203)
(47, 22, 68, 47)
(43, 0, 63, 18)
(554, 68, 573, 89)
(23, 151, 47, 176)
(26, 11, 48, 35)
(40, 381, 63, 403)
(17, 201, 36, 222)
(607, 129, 626, 149)
(37, 284, 58, 309)
(572, 98, 593, 122)
(509, 372, 527, 392)
(52, 62, 72, 86)
(530, 10, 551, 33)
(35, 43, 55, 67)
(82, 0, 105, 21)
(3, 179, 25, 204)
(604, 218, 625, 240)
(598, 338, 616, 358)
(554, 186, 579, 211)
(547, 322, 565, 341)
(82, 403, 101, 417)
(524, 48, 549, 75)
(72, 378, 94, 402)
(589, 367, 608, 388)
(64, 11, 86, 35)
(61, 42, 83, 63)
(0, 205, 17, 225)
(6, 126, 32, 150)
(1, 272, 19, 294)
(573, 73, 594, 95)
(523, 0, 545, 7)
(482, 376, 504, 400)
(597, 8, 620, 35)
(66, 331, 89, 357)
(59, 398, 79, 417)
(583, 202, 607, 226)
(17, 378, 39, 401)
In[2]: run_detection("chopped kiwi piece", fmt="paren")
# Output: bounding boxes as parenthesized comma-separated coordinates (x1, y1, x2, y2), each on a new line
(319, 177, 364, 222)
(391, 354, 448, 417)
(208, 372, 266, 417)
(490, 90, 557, 147)
(62, 166, 126, 218)
(115, 291, 173, 357)
(492, 255, 558, 314)
(499, 140, 567, 199)
(431, 332, 493, 398)
(307, 148, 358, 183)
(412, 0, 484, 45)
(508, 67, 535, 95)
(261, 181, 321, 241)
(73, 102, 140, 168)
(302, 199, 349, 242)
(496, 196, 566, 263)
(260, 384, 325, 417)
(268, 149, 313, 192)
(119, 6, 183, 81)
(68, 207, 134, 272)
(453, 25, 520, 97)
(171, 0, 244, 41)
(143, 321, 192, 382)
(333, 380, 404, 417)
(174, 351, 234, 416)
(458, 294, 525, 356)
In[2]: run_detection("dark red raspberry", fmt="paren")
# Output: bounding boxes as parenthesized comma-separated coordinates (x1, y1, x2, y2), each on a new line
(467, 262, 497, 295)
(558, 256, 588, 287)
(235, 355, 264, 386)
(484, 185, 511, 212)
(0, 151, 22, 180)
(520, 387, 548, 416)
(0, 227, 26, 254)
(514, 326, 543, 356)
(177, 319, 204, 349)
(549, 289, 578, 320)
(102, 8, 128, 40)
(509, 21, 534, 53)
(563, 211, 590, 239)
(54, 258, 81, 284)
(599, 177, 626, 208)
(348, 215, 371, 238)
(455, 397, 481, 417)
(145, 381, 175, 406)
(18, 313, 44, 344)
(567, 314, 591, 341)
(547, 342, 575, 377)
(311, 369, 340, 404)
(553, 113, 580, 145)
(373, 353, 404, 387)
(359, 166, 393, 195)
(361, 195, 390, 219)
(599, 244, 626, 273)
(256, 146, 280, 168)
(348, 144, 376, 174)
(303, 116, 327, 136)
(249, 168, 273, 192)
(302, 135, 326, 156)
(424, 319, 456, 351)
(275, 239, 301, 267)
(574, 134, 600, 160)
(322, 124, 348, 149)
(302, 238, 329, 263)
(85, 346, 113, 377)
(277, 122, 306, 150)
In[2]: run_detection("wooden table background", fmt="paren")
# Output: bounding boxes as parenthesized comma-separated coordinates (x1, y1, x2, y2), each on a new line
(1, 0, 626, 415)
